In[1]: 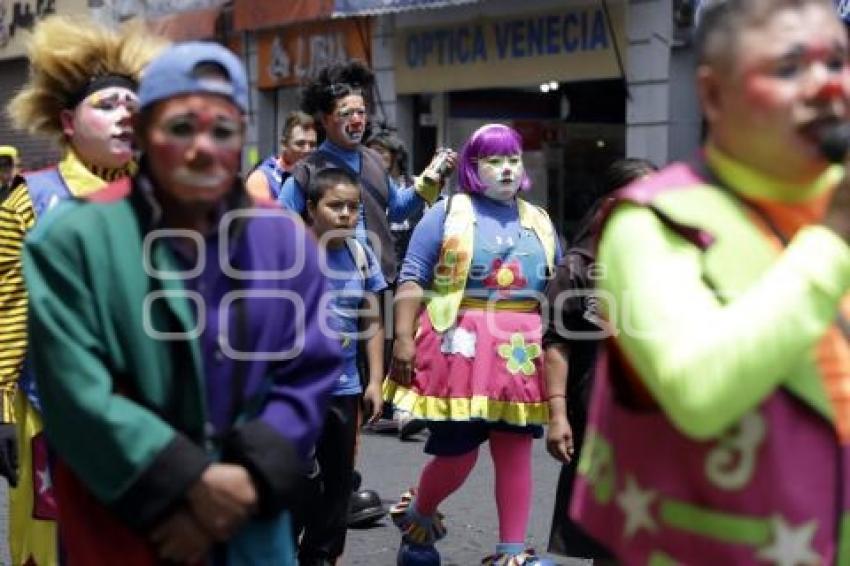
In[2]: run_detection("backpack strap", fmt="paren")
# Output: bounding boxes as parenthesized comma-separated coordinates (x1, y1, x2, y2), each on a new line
(291, 160, 311, 196)
(24, 168, 72, 219)
(346, 237, 369, 280)
(256, 156, 289, 199)
(357, 147, 390, 210)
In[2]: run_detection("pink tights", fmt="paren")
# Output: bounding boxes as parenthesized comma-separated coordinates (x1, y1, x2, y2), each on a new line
(413, 430, 533, 544)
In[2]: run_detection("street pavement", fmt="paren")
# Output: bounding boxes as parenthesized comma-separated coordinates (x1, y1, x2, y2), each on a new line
(345, 427, 590, 566)
(0, 432, 585, 566)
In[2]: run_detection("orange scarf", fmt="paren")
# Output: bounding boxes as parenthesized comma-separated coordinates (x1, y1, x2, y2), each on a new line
(749, 192, 850, 442)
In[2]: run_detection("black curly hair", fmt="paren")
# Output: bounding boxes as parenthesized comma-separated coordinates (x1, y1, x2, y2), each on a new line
(300, 60, 376, 118)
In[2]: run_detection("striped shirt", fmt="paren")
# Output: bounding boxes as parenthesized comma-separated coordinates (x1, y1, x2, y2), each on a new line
(0, 185, 34, 422)
(0, 151, 133, 423)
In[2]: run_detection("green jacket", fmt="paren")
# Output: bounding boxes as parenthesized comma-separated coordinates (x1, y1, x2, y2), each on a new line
(24, 181, 210, 527)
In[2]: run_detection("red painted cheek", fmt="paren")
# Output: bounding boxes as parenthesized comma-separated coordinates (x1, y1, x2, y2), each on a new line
(215, 147, 242, 172)
(743, 75, 788, 107)
(147, 141, 185, 173)
(146, 143, 192, 191)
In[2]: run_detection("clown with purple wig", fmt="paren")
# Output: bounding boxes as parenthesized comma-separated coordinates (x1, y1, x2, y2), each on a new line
(384, 123, 560, 566)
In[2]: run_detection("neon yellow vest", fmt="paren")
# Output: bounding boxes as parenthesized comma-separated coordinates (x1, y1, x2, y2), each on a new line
(426, 193, 557, 332)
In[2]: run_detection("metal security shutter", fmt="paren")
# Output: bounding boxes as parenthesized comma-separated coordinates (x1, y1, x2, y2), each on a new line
(0, 58, 60, 171)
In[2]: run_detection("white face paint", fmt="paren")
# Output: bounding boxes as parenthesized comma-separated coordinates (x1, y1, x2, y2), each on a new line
(64, 86, 138, 169)
(171, 167, 230, 190)
(347, 128, 364, 144)
(322, 94, 367, 150)
(478, 154, 524, 201)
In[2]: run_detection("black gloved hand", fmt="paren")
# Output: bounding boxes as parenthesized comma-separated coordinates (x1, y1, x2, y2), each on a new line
(0, 423, 18, 487)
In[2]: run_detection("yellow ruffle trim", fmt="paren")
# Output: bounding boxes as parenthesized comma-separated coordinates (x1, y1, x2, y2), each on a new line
(458, 298, 538, 312)
(383, 380, 549, 426)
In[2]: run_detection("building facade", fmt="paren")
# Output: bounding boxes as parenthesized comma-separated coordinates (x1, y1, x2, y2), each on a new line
(0, 0, 233, 170)
(0, 0, 96, 169)
(235, 0, 703, 232)
(381, 0, 631, 229)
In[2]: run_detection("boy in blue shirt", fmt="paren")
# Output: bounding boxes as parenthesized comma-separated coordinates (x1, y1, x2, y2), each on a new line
(299, 167, 387, 565)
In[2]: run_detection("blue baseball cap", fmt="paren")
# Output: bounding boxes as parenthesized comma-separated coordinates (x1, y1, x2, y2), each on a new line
(139, 41, 248, 113)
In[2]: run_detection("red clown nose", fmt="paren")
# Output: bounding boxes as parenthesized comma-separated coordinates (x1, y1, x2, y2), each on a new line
(814, 77, 846, 101)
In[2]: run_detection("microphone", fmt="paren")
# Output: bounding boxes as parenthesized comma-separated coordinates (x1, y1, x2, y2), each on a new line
(817, 122, 850, 163)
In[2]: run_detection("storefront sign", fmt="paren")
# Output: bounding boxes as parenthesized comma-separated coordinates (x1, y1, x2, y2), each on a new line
(0, 0, 87, 60)
(395, 3, 626, 94)
(256, 19, 371, 90)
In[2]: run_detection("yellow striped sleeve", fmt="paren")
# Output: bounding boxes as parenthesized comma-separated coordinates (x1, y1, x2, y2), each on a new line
(0, 185, 35, 423)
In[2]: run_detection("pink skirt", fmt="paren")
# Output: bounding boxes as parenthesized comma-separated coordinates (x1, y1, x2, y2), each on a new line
(385, 309, 549, 426)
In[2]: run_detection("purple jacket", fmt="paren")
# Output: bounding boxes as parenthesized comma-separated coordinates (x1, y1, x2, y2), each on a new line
(171, 185, 340, 457)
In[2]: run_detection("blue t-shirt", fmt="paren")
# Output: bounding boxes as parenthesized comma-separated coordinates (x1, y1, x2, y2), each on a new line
(400, 194, 561, 300)
(324, 241, 388, 395)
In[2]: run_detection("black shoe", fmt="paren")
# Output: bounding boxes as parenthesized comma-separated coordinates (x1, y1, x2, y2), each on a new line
(367, 417, 402, 434)
(399, 417, 427, 440)
(348, 488, 387, 528)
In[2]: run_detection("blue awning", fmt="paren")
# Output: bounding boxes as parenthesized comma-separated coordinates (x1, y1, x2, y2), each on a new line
(333, 0, 479, 17)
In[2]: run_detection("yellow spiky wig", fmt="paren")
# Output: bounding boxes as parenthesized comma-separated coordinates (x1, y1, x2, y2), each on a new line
(7, 15, 168, 145)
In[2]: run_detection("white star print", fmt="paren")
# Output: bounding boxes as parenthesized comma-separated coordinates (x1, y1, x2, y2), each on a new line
(756, 516, 819, 566)
(615, 475, 658, 538)
(440, 327, 476, 358)
(36, 467, 51, 495)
